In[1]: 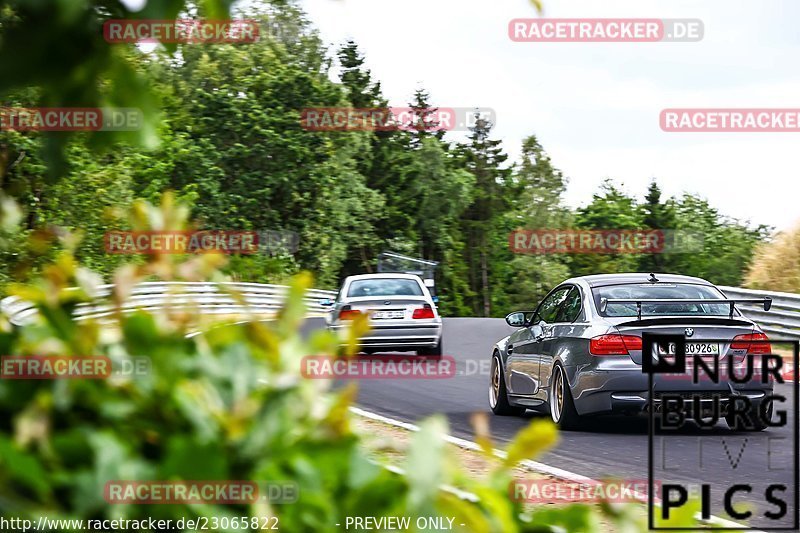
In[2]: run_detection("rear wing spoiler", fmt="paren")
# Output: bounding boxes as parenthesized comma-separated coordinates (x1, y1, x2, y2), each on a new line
(599, 297, 772, 321)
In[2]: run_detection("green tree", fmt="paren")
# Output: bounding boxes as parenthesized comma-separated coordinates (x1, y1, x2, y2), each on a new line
(338, 40, 385, 109)
(638, 179, 677, 273)
(407, 137, 475, 316)
(458, 114, 511, 316)
(570, 180, 642, 276)
(407, 88, 445, 149)
(335, 40, 418, 275)
(118, 10, 385, 286)
(668, 193, 769, 285)
(502, 135, 571, 310)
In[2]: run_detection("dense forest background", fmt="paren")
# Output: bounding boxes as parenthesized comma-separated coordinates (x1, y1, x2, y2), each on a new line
(0, 0, 774, 317)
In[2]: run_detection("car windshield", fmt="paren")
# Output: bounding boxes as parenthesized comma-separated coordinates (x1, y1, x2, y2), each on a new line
(347, 278, 424, 297)
(592, 283, 731, 317)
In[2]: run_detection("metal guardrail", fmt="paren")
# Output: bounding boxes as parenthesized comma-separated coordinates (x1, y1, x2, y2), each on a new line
(720, 286, 800, 340)
(4, 281, 800, 341)
(0, 282, 337, 326)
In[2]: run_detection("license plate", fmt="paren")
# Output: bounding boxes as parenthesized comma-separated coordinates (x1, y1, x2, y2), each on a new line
(657, 342, 719, 355)
(372, 310, 404, 319)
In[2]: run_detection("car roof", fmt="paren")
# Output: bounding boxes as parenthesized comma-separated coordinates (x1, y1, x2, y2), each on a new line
(565, 273, 714, 288)
(343, 273, 423, 283)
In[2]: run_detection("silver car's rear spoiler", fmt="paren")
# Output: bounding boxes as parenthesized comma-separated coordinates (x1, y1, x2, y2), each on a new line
(599, 297, 772, 321)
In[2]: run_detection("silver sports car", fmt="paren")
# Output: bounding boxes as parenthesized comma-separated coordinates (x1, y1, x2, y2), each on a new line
(489, 273, 778, 430)
(323, 273, 443, 355)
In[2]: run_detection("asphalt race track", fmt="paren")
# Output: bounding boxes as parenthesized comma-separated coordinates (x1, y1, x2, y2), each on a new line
(307, 317, 798, 528)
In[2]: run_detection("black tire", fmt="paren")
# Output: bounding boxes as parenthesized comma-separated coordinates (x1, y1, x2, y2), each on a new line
(550, 364, 581, 430)
(417, 339, 442, 357)
(725, 399, 771, 432)
(489, 354, 526, 416)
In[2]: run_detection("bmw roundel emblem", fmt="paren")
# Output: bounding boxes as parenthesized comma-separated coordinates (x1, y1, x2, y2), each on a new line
(685, 327, 694, 337)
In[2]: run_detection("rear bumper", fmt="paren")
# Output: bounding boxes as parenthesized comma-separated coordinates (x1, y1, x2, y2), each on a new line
(604, 389, 769, 416)
(331, 322, 442, 350)
(567, 359, 774, 416)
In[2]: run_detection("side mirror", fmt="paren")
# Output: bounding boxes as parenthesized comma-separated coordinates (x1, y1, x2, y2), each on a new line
(432, 296, 439, 304)
(599, 298, 608, 313)
(319, 298, 334, 307)
(505, 312, 527, 328)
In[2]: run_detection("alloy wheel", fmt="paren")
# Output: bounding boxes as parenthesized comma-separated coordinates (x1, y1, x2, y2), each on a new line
(551, 366, 564, 423)
(489, 357, 500, 408)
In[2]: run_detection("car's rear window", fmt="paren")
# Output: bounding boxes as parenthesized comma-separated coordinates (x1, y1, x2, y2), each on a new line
(347, 278, 424, 297)
(592, 283, 731, 317)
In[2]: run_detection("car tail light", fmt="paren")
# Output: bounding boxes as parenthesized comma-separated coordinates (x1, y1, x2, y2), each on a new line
(412, 304, 435, 319)
(590, 334, 642, 355)
(731, 332, 771, 354)
(338, 306, 361, 320)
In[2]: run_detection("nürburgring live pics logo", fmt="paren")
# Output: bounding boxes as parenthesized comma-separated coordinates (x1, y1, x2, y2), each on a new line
(645, 334, 799, 530)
